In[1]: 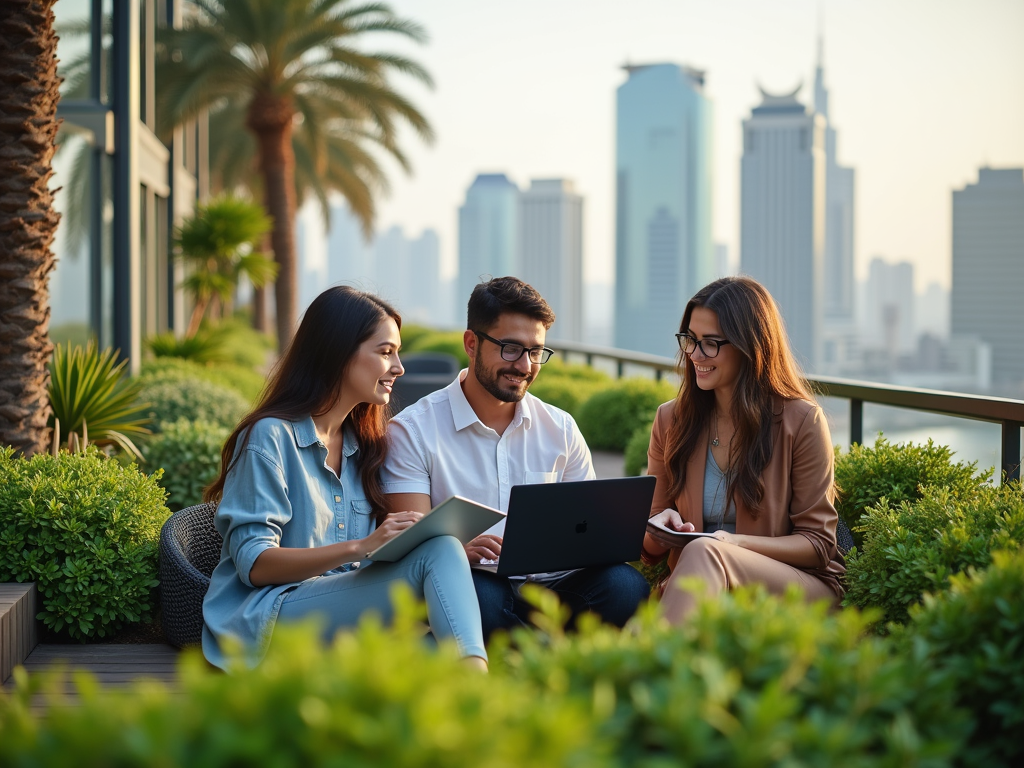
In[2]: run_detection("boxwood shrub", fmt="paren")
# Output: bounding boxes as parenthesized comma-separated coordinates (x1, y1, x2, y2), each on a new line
(577, 378, 676, 451)
(0, 447, 169, 641)
(843, 482, 1024, 628)
(137, 357, 267, 405)
(833, 436, 985, 548)
(143, 418, 229, 511)
(897, 547, 1024, 767)
(624, 418, 655, 476)
(403, 330, 469, 367)
(139, 378, 249, 432)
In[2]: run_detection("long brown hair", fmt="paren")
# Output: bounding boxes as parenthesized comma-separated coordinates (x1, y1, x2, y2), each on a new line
(663, 276, 813, 516)
(205, 286, 401, 523)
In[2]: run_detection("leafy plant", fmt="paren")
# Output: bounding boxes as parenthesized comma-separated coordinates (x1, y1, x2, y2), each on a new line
(0, 591, 605, 767)
(624, 418, 655, 476)
(137, 358, 267, 405)
(47, 342, 152, 459)
(138, 378, 249, 432)
(834, 436, 986, 548)
(0, 447, 169, 641)
(897, 547, 1024, 767)
(144, 419, 229, 511)
(176, 195, 276, 337)
(145, 328, 229, 363)
(402, 331, 469, 367)
(843, 483, 1024, 628)
(576, 378, 676, 451)
(209, 315, 275, 370)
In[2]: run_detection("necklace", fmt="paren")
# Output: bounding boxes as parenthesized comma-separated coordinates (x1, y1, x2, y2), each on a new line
(712, 409, 720, 447)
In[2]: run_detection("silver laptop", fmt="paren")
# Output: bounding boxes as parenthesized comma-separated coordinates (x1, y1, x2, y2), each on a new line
(476, 476, 656, 577)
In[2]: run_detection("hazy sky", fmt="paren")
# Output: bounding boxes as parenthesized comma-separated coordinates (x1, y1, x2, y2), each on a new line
(342, 0, 1024, 292)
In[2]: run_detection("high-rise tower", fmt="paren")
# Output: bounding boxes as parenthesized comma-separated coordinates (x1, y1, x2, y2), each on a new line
(457, 174, 520, 306)
(814, 40, 856, 321)
(951, 168, 1024, 391)
(615, 63, 713, 356)
(740, 85, 827, 368)
(519, 179, 584, 341)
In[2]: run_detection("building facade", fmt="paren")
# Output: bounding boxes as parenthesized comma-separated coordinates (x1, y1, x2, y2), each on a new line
(951, 167, 1024, 391)
(740, 85, 826, 369)
(457, 174, 520, 305)
(50, 0, 205, 369)
(519, 179, 584, 341)
(615, 63, 713, 357)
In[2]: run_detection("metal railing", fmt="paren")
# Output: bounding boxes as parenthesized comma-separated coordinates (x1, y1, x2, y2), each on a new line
(547, 339, 1024, 482)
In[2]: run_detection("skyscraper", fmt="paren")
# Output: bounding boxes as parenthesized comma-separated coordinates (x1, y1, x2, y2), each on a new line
(863, 257, 915, 359)
(951, 167, 1024, 390)
(814, 42, 856, 322)
(519, 179, 584, 341)
(326, 203, 374, 287)
(458, 174, 519, 303)
(615, 63, 713, 357)
(740, 85, 826, 368)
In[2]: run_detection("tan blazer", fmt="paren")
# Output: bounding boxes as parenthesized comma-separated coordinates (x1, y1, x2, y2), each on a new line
(646, 397, 845, 597)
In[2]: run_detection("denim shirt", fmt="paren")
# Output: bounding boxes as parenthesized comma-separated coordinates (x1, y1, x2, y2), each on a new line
(202, 416, 374, 670)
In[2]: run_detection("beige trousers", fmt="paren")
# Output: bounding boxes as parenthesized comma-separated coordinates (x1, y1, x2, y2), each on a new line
(660, 536, 840, 623)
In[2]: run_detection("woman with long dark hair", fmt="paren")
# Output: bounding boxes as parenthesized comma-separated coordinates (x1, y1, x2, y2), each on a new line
(202, 287, 487, 670)
(642, 276, 845, 622)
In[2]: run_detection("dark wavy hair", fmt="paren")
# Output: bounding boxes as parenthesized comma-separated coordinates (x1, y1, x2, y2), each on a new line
(467, 276, 556, 331)
(663, 276, 814, 516)
(205, 286, 401, 523)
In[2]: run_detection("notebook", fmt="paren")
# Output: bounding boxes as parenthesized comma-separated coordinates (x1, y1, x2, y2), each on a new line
(367, 496, 505, 562)
(473, 476, 656, 577)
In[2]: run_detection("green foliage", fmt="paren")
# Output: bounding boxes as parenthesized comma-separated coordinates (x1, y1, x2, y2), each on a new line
(528, 359, 612, 419)
(0, 590, 605, 768)
(896, 548, 1024, 767)
(211, 315, 276, 370)
(0, 447, 169, 641)
(402, 331, 469, 367)
(624, 418, 655, 476)
(576, 378, 676, 451)
(834, 436, 986, 547)
(138, 378, 249, 432)
(48, 321, 93, 350)
(843, 483, 1024, 628)
(143, 419, 229, 511)
(490, 584, 967, 766)
(47, 342, 152, 459)
(137, 357, 268, 405)
(145, 328, 228, 363)
(398, 322, 436, 350)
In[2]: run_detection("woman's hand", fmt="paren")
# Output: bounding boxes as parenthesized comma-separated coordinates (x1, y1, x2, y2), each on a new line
(649, 508, 695, 533)
(360, 511, 423, 556)
(710, 530, 736, 544)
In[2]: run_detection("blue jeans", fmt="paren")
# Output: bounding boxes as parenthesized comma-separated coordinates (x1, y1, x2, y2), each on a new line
(276, 535, 487, 660)
(472, 563, 650, 641)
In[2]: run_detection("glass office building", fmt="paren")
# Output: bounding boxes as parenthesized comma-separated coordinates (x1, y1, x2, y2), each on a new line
(50, 0, 206, 369)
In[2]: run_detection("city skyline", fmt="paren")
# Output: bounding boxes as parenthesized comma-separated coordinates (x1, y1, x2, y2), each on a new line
(337, 0, 1023, 294)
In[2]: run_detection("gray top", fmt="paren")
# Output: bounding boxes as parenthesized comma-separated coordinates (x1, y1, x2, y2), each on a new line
(702, 446, 736, 534)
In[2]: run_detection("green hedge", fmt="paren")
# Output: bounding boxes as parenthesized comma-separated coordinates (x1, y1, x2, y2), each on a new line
(0, 447, 168, 641)
(143, 418, 229, 511)
(138, 378, 249, 432)
(3, 579, 995, 766)
(137, 357, 268, 405)
(843, 482, 1024, 628)
(402, 330, 469, 367)
(833, 436, 985, 548)
(577, 378, 676, 451)
(623, 419, 654, 476)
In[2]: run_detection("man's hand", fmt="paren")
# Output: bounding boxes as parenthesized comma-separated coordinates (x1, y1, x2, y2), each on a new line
(465, 534, 502, 562)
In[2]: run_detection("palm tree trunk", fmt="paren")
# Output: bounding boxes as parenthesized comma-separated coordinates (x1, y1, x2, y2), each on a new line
(247, 94, 297, 351)
(0, 0, 61, 456)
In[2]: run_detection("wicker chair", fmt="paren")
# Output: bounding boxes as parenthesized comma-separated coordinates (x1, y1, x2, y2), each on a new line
(836, 517, 855, 556)
(159, 502, 222, 648)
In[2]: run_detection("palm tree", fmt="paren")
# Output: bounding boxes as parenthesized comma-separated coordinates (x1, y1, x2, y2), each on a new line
(0, 0, 61, 456)
(158, 0, 434, 349)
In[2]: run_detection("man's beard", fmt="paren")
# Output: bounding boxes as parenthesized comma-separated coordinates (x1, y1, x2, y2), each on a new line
(474, 354, 534, 403)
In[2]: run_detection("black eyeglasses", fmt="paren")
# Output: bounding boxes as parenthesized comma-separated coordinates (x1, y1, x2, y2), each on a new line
(474, 330, 555, 365)
(676, 333, 731, 358)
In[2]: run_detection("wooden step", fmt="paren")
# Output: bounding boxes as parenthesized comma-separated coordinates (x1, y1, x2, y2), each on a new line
(1, 582, 39, 684)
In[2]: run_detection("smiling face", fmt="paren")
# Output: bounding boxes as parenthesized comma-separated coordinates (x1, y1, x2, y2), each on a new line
(469, 312, 546, 403)
(685, 306, 743, 402)
(341, 316, 404, 406)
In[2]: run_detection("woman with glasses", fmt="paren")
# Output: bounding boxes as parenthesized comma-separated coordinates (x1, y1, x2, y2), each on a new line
(201, 287, 487, 671)
(641, 276, 845, 622)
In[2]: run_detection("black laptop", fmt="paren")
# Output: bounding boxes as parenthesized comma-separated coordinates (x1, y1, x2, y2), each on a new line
(474, 475, 656, 577)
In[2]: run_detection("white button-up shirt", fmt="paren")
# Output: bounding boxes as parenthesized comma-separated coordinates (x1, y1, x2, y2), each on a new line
(381, 370, 595, 538)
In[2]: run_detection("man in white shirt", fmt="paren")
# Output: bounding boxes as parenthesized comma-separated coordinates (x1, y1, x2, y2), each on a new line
(382, 277, 650, 639)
